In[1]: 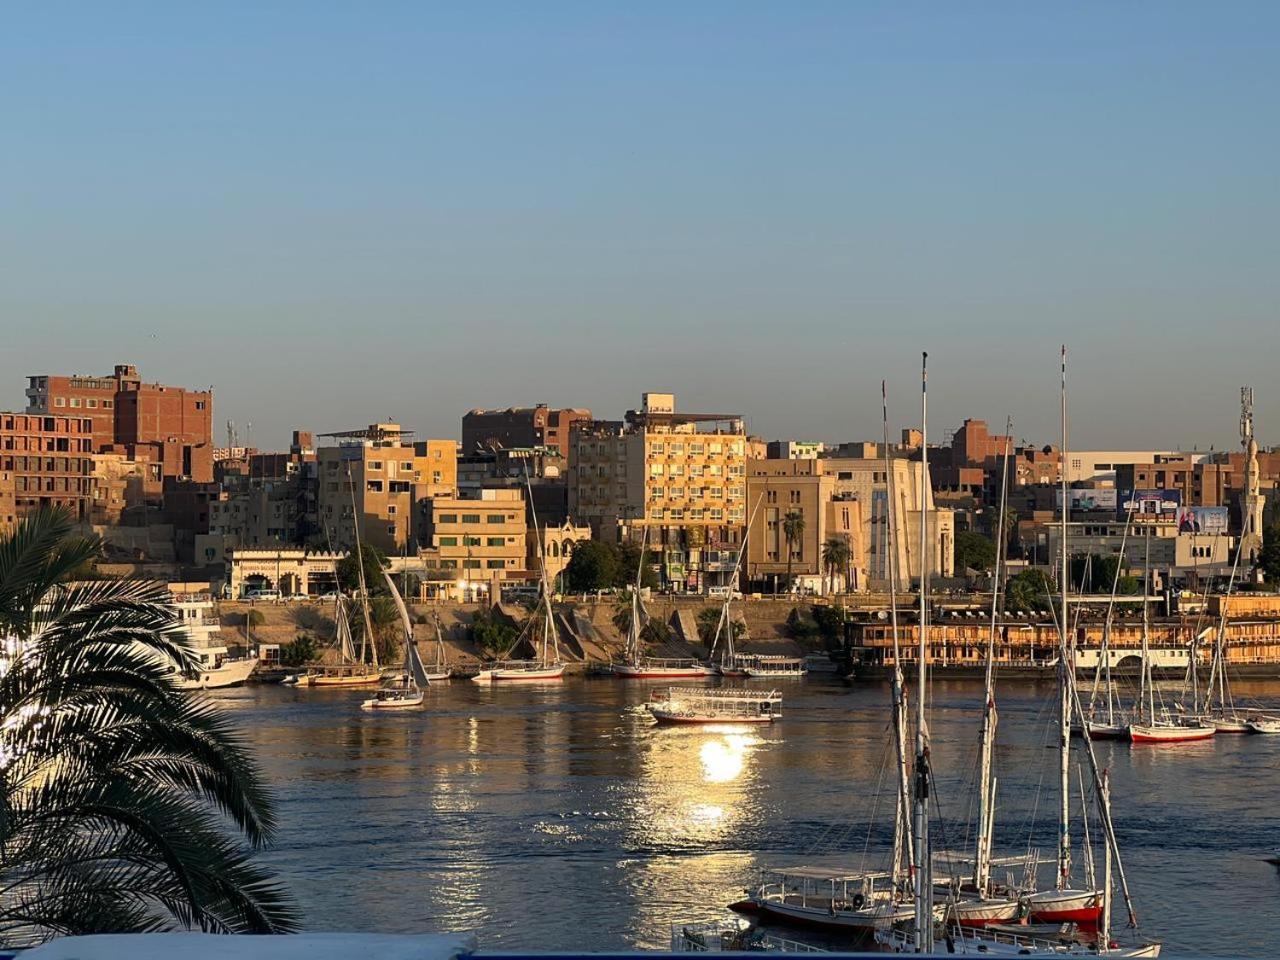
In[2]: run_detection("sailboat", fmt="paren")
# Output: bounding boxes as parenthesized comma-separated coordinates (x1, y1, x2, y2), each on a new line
(473, 479, 565, 682)
(1077, 508, 1136, 740)
(362, 571, 429, 710)
(1128, 528, 1215, 744)
(422, 612, 451, 682)
(612, 527, 711, 679)
(729, 383, 917, 937)
(940, 418, 1025, 930)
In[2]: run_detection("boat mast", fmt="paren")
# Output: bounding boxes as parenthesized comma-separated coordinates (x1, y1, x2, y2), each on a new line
(347, 462, 379, 670)
(912, 352, 933, 953)
(628, 526, 650, 667)
(883, 380, 914, 892)
(1095, 506, 1135, 727)
(1141, 527, 1153, 725)
(975, 416, 1012, 896)
(1056, 345, 1071, 892)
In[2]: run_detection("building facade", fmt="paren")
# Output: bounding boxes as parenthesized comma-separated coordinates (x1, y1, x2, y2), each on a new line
(462, 405, 592, 458)
(0, 413, 96, 522)
(418, 488, 528, 577)
(569, 393, 747, 590)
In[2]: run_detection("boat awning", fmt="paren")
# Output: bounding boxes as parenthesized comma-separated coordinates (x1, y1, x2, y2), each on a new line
(768, 864, 892, 882)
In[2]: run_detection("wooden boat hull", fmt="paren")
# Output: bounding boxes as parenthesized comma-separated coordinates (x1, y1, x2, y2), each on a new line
(175, 656, 259, 690)
(1024, 888, 1102, 925)
(1247, 719, 1280, 734)
(649, 709, 775, 725)
(611, 663, 713, 679)
(1128, 723, 1216, 743)
(1212, 717, 1251, 733)
(1086, 722, 1130, 741)
(946, 897, 1022, 927)
(360, 693, 424, 710)
(473, 664, 566, 683)
(422, 671, 452, 682)
(746, 897, 906, 933)
(305, 671, 383, 687)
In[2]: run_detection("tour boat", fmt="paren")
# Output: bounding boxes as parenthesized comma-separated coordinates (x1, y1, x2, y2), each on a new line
(646, 686, 781, 725)
(362, 572, 430, 711)
(739, 654, 807, 678)
(732, 865, 917, 934)
(174, 646, 259, 690)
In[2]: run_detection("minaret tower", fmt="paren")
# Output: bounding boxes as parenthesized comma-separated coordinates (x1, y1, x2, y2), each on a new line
(1240, 387, 1265, 564)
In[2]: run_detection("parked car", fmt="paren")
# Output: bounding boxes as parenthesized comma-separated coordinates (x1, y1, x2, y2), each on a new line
(707, 586, 743, 600)
(242, 589, 281, 601)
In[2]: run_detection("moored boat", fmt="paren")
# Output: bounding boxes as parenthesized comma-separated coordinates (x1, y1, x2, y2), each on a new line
(612, 658, 713, 679)
(1246, 716, 1280, 734)
(1128, 720, 1216, 744)
(646, 686, 780, 725)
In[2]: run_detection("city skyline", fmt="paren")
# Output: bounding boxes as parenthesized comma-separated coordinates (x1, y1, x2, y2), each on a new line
(5, 2, 1278, 449)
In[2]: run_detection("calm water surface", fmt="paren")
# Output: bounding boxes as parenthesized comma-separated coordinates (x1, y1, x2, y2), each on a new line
(210, 677, 1280, 956)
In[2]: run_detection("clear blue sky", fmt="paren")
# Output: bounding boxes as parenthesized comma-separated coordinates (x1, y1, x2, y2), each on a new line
(3, 2, 1277, 452)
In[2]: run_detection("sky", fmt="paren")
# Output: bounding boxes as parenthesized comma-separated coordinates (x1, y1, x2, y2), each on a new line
(3, 2, 1277, 453)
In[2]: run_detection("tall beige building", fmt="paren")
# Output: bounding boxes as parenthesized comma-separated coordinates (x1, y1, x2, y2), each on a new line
(317, 424, 457, 554)
(746, 457, 953, 591)
(569, 393, 747, 589)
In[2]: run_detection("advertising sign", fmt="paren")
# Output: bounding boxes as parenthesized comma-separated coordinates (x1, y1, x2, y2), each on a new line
(1175, 506, 1229, 535)
(1118, 489, 1181, 518)
(1056, 489, 1118, 512)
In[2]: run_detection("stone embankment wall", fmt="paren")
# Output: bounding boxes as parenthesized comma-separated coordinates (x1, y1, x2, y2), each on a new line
(214, 597, 827, 667)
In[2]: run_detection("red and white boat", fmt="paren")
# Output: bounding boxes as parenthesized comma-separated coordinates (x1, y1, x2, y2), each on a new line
(611, 658, 712, 679)
(1128, 720, 1215, 743)
(944, 895, 1022, 928)
(646, 686, 780, 725)
(1023, 887, 1103, 925)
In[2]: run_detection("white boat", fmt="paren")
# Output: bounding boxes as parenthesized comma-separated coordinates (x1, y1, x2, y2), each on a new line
(734, 866, 918, 934)
(646, 686, 780, 725)
(1128, 719, 1216, 744)
(738, 654, 807, 678)
(1247, 716, 1280, 734)
(362, 571, 430, 711)
(670, 918, 827, 953)
(174, 645, 259, 690)
(473, 659, 567, 683)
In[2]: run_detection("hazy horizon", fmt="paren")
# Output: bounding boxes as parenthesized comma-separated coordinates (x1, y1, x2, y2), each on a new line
(4, 3, 1277, 452)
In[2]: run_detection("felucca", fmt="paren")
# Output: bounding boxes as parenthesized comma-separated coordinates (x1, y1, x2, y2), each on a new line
(362, 571, 429, 710)
(612, 526, 710, 679)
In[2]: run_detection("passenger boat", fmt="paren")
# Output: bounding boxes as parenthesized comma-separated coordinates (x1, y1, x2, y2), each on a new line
(646, 686, 781, 725)
(169, 594, 260, 690)
(739, 654, 807, 678)
(732, 866, 917, 934)
(362, 572, 430, 711)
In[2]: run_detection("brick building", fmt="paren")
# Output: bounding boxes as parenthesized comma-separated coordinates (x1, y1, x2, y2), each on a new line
(25, 364, 214, 482)
(462, 405, 592, 458)
(0, 413, 96, 522)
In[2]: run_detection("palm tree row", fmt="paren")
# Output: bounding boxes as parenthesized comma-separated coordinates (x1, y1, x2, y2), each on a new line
(0, 509, 299, 942)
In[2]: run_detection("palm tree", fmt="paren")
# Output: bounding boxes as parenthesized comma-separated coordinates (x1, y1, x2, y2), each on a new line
(782, 510, 806, 591)
(821, 537, 852, 596)
(0, 509, 298, 940)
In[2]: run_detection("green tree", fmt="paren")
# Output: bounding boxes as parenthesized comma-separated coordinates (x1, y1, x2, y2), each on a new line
(613, 595, 672, 649)
(786, 606, 820, 640)
(564, 540, 622, 592)
(0, 509, 298, 937)
(245, 609, 265, 628)
(820, 537, 852, 594)
(348, 595, 402, 664)
(811, 604, 845, 644)
(281, 634, 317, 666)
(695, 606, 748, 647)
(1004, 569, 1057, 613)
(469, 608, 520, 657)
(1258, 526, 1280, 584)
(782, 511, 806, 588)
(336, 543, 390, 595)
(954, 531, 997, 572)
(617, 541, 661, 590)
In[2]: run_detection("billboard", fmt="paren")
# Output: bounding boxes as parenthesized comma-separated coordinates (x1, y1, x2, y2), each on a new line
(1056, 489, 1118, 512)
(1118, 489, 1181, 518)
(1176, 506, 1229, 535)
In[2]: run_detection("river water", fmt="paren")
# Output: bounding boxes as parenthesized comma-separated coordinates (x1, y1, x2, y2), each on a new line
(211, 677, 1280, 955)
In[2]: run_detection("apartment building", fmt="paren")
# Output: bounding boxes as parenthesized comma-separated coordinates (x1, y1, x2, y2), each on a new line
(0, 465, 15, 535)
(0, 413, 96, 522)
(316, 424, 458, 554)
(744, 459, 864, 592)
(418, 488, 528, 577)
(569, 393, 747, 590)
(462, 405, 592, 458)
(25, 364, 213, 482)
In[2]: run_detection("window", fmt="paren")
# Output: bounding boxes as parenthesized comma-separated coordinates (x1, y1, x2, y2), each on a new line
(87, 399, 97, 408)
(671, 487, 685, 499)
(438, 514, 457, 523)
(650, 508, 665, 520)
(463, 559, 481, 570)
(487, 537, 505, 546)
(650, 486, 664, 500)
(69, 398, 81, 408)
(462, 514, 481, 524)
(486, 514, 504, 523)
(669, 508, 684, 520)
(103, 399, 113, 408)
(486, 559, 505, 569)
(366, 480, 383, 492)
(440, 559, 458, 569)
(387, 505, 397, 515)
(438, 536, 458, 546)
(368, 461, 383, 471)
(649, 463, 664, 476)
(669, 443, 684, 455)
(195, 401, 206, 410)
(463, 536, 482, 546)
(433, 471, 442, 482)
(387, 524, 397, 535)
(710, 507, 723, 521)
(54, 397, 65, 407)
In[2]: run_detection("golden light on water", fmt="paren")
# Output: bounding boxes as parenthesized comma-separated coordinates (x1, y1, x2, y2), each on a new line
(699, 733, 756, 783)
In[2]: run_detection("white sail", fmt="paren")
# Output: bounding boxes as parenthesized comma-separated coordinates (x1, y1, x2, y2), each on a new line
(383, 571, 428, 687)
(336, 598, 356, 663)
